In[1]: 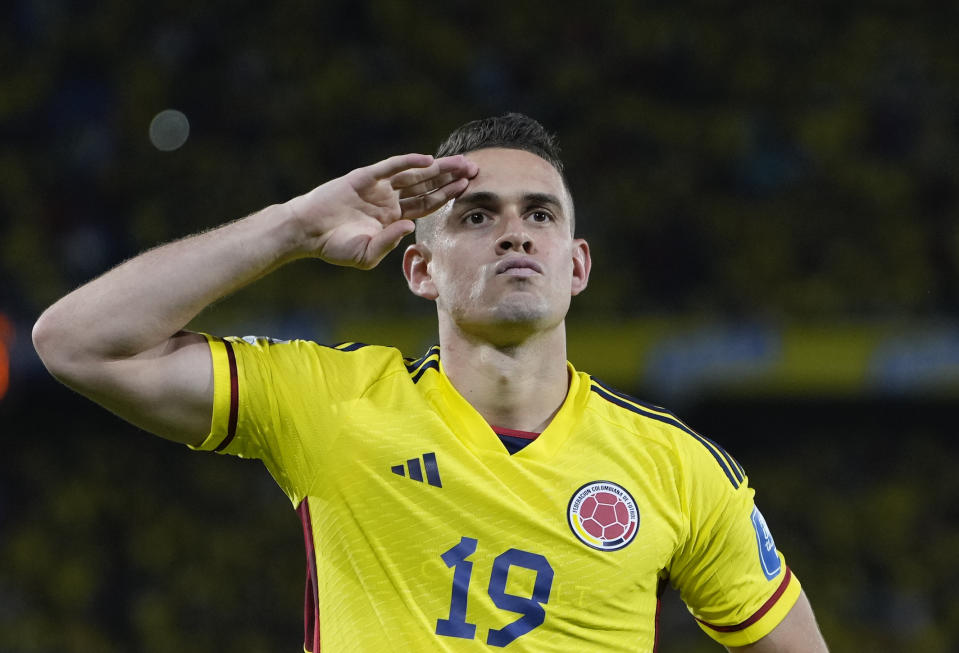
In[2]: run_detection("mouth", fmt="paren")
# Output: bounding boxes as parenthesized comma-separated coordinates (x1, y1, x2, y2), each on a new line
(495, 257, 543, 276)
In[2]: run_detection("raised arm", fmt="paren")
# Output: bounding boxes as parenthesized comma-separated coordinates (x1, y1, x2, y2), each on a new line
(32, 153, 477, 446)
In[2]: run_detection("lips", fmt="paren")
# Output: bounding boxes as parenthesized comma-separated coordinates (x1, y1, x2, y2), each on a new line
(495, 257, 543, 275)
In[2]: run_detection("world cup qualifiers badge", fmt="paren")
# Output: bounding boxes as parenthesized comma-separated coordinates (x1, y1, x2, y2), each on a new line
(567, 481, 639, 551)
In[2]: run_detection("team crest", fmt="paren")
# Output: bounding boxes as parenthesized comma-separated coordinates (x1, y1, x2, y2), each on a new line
(567, 481, 639, 551)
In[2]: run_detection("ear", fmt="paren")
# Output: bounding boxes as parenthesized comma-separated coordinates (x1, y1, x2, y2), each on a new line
(570, 238, 591, 296)
(402, 243, 438, 300)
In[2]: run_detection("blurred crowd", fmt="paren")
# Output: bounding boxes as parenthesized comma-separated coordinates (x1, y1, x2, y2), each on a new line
(2, 1, 958, 651)
(2, 1, 957, 326)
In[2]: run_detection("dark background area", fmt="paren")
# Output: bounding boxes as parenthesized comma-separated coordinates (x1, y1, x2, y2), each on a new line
(2, 1, 957, 651)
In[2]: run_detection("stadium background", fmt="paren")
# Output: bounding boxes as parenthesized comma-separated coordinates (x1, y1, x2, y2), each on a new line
(1, 2, 957, 651)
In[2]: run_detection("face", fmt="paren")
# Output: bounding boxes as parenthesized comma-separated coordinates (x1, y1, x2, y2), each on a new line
(403, 148, 591, 344)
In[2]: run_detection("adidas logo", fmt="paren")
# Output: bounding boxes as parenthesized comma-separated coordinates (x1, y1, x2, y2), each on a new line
(391, 452, 443, 488)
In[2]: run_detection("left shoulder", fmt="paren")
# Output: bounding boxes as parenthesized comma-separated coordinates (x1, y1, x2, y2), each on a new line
(584, 375, 747, 490)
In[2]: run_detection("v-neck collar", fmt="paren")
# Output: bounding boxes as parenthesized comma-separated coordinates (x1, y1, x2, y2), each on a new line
(413, 347, 591, 461)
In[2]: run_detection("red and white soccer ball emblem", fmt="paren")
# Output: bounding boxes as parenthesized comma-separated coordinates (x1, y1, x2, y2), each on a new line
(567, 481, 639, 551)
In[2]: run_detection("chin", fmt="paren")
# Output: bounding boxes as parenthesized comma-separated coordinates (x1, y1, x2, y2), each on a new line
(452, 304, 543, 329)
(492, 308, 549, 328)
(486, 293, 550, 322)
(445, 291, 568, 341)
(484, 302, 568, 344)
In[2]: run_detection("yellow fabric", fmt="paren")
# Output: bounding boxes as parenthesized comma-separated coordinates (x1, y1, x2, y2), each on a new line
(193, 334, 799, 651)
(696, 569, 801, 647)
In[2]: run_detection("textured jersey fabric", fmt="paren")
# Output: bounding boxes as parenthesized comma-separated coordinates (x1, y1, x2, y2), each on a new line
(192, 335, 800, 651)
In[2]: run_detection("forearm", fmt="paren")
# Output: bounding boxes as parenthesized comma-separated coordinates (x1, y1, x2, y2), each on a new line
(34, 202, 304, 366)
(31, 153, 474, 443)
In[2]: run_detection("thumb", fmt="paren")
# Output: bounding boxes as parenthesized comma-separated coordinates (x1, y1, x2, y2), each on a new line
(362, 219, 416, 268)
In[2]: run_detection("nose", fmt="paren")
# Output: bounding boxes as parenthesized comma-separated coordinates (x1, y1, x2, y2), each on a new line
(496, 213, 533, 254)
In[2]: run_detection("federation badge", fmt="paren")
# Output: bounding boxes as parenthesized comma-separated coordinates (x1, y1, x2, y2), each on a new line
(567, 481, 639, 551)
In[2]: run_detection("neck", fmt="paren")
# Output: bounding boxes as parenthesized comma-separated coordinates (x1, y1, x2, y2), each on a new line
(437, 317, 570, 432)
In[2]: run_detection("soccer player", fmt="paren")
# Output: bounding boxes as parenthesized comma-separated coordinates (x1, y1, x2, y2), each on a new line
(33, 114, 828, 651)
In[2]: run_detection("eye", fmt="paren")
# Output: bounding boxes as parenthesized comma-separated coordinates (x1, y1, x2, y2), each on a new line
(464, 212, 489, 226)
(528, 210, 554, 223)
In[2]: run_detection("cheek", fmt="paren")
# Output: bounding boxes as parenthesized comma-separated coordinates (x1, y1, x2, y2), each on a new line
(431, 259, 482, 302)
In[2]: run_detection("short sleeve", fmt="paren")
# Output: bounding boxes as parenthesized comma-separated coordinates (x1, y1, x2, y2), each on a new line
(190, 334, 242, 454)
(668, 440, 802, 647)
(189, 334, 397, 505)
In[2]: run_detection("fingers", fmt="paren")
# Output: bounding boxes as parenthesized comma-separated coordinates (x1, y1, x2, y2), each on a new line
(390, 154, 478, 192)
(400, 176, 470, 220)
(394, 170, 459, 198)
(360, 152, 478, 220)
(367, 153, 436, 180)
(361, 220, 416, 269)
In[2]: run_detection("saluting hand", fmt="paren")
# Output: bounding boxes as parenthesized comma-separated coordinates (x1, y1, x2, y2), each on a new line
(285, 153, 478, 270)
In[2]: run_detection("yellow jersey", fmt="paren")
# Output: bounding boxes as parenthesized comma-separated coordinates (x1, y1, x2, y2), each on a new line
(192, 335, 800, 651)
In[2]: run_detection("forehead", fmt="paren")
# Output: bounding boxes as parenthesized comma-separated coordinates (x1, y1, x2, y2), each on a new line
(460, 147, 569, 206)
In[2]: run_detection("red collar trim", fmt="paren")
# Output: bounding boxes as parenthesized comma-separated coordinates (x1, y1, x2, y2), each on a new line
(491, 425, 541, 440)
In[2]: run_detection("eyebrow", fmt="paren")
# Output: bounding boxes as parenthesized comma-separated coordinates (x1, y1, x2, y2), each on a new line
(454, 191, 565, 213)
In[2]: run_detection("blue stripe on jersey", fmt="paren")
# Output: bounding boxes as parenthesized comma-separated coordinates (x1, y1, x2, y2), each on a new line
(589, 383, 742, 489)
(591, 379, 746, 484)
(405, 346, 440, 371)
(411, 359, 440, 384)
(591, 377, 670, 414)
(404, 354, 427, 372)
(407, 346, 440, 383)
(333, 341, 369, 352)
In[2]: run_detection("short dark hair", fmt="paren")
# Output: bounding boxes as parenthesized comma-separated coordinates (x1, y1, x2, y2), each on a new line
(435, 113, 566, 176)
(417, 113, 573, 242)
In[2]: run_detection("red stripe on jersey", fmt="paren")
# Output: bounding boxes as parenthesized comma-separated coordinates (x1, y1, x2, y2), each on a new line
(491, 426, 541, 440)
(654, 575, 668, 652)
(298, 498, 321, 652)
(213, 339, 239, 452)
(697, 567, 793, 633)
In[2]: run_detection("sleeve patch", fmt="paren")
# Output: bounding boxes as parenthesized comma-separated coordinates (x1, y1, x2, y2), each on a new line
(751, 506, 782, 581)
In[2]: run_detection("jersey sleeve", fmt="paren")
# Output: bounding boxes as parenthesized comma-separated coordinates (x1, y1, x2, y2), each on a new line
(667, 436, 802, 648)
(189, 334, 394, 505)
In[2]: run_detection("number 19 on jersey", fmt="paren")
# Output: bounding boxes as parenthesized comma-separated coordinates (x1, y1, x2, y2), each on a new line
(435, 537, 554, 647)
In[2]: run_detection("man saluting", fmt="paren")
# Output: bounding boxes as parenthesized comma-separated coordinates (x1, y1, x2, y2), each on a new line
(34, 113, 828, 652)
